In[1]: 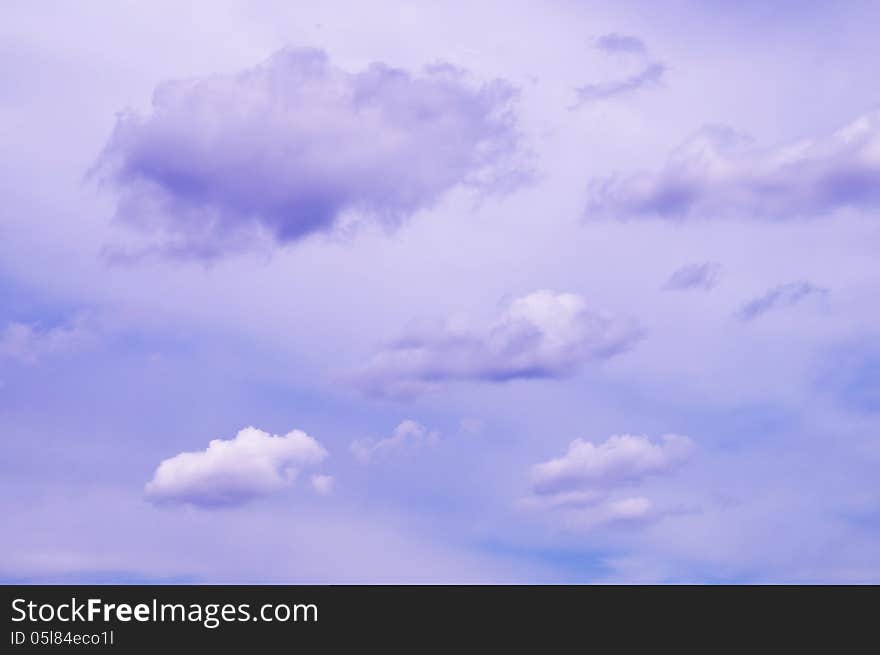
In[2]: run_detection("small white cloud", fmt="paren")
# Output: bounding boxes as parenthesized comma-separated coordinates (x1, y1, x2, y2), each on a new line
(531, 433, 694, 496)
(145, 426, 328, 508)
(524, 434, 693, 531)
(310, 474, 334, 495)
(351, 420, 439, 464)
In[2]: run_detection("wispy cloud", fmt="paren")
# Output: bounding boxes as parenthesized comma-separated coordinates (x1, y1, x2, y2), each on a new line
(351, 420, 439, 463)
(573, 62, 665, 105)
(530, 433, 693, 497)
(586, 111, 880, 221)
(663, 262, 721, 291)
(0, 318, 92, 363)
(596, 33, 648, 55)
(572, 33, 665, 107)
(736, 282, 828, 321)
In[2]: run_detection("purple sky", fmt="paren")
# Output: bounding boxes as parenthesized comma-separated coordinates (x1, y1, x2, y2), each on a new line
(2, 0, 880, 583)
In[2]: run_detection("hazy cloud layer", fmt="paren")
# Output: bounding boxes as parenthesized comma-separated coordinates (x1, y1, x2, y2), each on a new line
(663, 262, 721, 291)
(586, 112, 880, 220)
(145, 426, 328, 508)
(94, 48, 522, 259)
(351, 290, 643, 398)
(737, 282, 828, 321)
(0, 319, 91, 364)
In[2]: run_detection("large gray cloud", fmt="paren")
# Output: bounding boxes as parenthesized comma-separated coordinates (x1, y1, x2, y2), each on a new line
(93, 48, 523, 259)
(586, 111, 880, 221)
(349, 290, 643, 399)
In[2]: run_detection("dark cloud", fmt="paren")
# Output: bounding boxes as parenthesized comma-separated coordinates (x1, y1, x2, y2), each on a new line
(93, 48, 524, 259)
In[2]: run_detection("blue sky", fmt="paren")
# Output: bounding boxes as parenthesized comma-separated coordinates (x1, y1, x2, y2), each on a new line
(2, 0, 880, 582)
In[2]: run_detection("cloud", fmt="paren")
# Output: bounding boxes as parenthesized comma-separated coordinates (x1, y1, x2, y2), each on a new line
(573, 62, 665, 105)
(93, 48, 523, 259)
(351, 420, 439, 463)
(586, 111, 880, 220)
(572, 34, 664, 106)
(145, 426, 328, 508)
(0, 319, 90, 364)
(596, 33, 648, 55)
(310, 474, 334, 495)
(349, 290, 643, 398)
(565, 496, 658, 530)
(531, 433, 694, 497)
(736, 281, 828, 321)
(523, 434, 693, 531)
(663, 262, 721, 291)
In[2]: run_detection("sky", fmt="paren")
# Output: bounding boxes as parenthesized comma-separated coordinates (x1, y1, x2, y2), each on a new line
(2, 0, 880, 583)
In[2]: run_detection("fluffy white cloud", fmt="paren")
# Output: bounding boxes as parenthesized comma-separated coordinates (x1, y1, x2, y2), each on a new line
(351, 290, 643, 398)
(145, 426, 328, 508)
(532, 433, 693, 496)
(351, 420, 438, 464)
(586, 111, 880, 221)
(524, 434, 693, 531)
